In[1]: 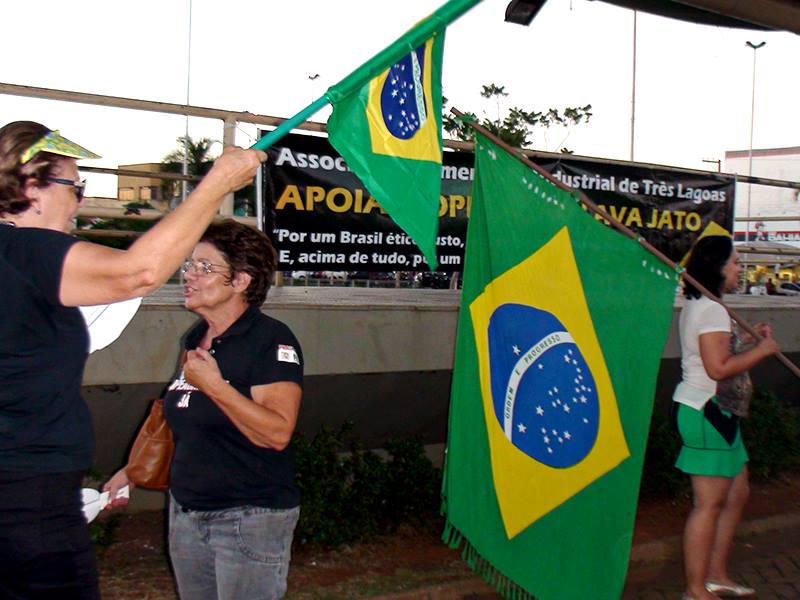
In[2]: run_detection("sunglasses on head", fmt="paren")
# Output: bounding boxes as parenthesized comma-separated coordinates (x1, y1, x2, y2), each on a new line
(45, 177, 86, 202)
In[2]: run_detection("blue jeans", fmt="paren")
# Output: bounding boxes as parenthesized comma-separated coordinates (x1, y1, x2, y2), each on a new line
(168, 496, 299, 600)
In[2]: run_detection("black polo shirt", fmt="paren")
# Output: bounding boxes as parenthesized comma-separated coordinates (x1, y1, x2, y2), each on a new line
(164, 305, 303, 510)
(0, 225, 92, 473)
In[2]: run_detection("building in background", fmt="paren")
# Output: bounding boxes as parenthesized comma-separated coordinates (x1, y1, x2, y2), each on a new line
(726, 146, 800, 246)
(117, 163, 170, 211)
(726, 147, 800, 286)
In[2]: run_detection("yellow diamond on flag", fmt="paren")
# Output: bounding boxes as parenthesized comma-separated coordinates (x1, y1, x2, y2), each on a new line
(365, 36, 441, 162)
(470, 226, 630, 539)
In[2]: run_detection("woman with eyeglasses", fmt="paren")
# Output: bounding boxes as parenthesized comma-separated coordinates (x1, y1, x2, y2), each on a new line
(0, 120, 265, 599)
(105, 220, 302, 600)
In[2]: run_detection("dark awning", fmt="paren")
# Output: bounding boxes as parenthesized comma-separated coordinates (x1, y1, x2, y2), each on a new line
(505, 0, 800, 35)
(596, 0, 800, 33)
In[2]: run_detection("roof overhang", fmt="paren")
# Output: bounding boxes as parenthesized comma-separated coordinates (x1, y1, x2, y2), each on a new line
(505, 0, 800, 35)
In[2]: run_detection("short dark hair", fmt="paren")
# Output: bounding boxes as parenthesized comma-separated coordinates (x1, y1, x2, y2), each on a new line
(200, 219, 277, 306)
(0, 121, 63, 216)
(683, 235, 733, 299)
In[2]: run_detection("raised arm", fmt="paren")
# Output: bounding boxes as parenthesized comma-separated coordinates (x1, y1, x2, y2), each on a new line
(59, 146, 265, 307)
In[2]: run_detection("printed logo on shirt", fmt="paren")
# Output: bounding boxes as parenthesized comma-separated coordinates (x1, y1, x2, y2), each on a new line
(176, 392, 191, 409)
(168, 371, 197, 409)
(167, 370, 198, 393)
(278, 344, 300, 364)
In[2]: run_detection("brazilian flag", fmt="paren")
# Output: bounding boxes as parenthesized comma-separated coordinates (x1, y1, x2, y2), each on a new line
(441, 135, 678, 599)
(327, 32, 445, 270)
(324, 0, 486, 270)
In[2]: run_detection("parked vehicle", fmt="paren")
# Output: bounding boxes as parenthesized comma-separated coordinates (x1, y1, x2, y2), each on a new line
(321, 271, 347, 280)
(777, 282, 800, 296)
(417, 271, 450, 289)
(348, 271, 371, 280)
(369, 271, 396, 281)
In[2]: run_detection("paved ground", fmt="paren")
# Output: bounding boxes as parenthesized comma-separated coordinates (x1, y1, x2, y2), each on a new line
(370, 513, 800, 600)
(623, 516, 800, 599)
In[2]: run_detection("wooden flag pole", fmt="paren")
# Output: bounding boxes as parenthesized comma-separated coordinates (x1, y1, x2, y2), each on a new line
(451, 107, 800, 379)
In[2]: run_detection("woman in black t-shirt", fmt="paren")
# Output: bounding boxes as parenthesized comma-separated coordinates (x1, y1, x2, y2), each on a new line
(106, 220, 303, 600)
(0, 121, 265, 599)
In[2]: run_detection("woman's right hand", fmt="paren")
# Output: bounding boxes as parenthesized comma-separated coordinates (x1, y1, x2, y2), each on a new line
(203, 146, 267, 195)
(103, 468, 135, 509)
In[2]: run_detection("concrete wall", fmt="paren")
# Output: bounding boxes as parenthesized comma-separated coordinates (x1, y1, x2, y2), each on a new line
(83, 286, 800, 509)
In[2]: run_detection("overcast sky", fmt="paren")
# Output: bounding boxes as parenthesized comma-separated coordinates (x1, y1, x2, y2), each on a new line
(1, 0, 799, 197)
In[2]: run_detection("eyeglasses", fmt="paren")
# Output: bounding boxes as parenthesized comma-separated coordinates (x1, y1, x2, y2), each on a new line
(180, 258, 230, 276)
(46, 177, 86, 202)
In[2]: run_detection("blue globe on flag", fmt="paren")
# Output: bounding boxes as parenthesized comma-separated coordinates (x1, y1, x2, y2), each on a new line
(379, 45, 428, 140)
(488, 303, 599, 468)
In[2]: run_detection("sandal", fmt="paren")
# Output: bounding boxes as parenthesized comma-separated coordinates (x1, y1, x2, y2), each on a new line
(705, 581, 755, 597)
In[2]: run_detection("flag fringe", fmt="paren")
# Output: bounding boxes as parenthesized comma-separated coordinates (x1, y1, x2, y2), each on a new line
(442, 519, 537, 600)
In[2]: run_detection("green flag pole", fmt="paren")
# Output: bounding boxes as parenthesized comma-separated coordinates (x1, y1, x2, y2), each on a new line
(327, 0, 482, 100)
(450, 107, 800, 380)
(251, 0, 483, 152)
(252, 96, 329, 151)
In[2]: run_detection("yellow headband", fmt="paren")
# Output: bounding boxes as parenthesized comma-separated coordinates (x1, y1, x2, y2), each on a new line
(20, 130, 100, 164)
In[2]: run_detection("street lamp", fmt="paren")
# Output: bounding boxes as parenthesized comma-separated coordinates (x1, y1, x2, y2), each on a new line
(745, 41, 766, 244)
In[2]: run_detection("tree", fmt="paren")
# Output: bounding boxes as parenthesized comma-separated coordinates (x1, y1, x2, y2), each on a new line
(160, 135, 256, 215)
(443, 83, 592, 153)
(161, 136, 219, 203)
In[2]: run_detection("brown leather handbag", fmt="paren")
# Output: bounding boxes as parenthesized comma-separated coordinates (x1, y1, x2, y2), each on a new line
(126, 398, 174, 491)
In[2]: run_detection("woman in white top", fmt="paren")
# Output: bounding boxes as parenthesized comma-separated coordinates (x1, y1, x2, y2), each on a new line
(673, 235, 778, 600)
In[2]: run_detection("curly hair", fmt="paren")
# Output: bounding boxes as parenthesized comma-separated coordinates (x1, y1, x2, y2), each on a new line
(0, 121, 63, 216)
(200, 219, 277, 306)
(683, 235, 733, 299)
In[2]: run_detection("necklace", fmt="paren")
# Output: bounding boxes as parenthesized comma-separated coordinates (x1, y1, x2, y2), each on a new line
(0, 220, 15, 227)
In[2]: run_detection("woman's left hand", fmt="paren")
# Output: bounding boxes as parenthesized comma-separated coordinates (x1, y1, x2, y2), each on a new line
(741, 322, 772, 345)
(184, 348, 225, 393)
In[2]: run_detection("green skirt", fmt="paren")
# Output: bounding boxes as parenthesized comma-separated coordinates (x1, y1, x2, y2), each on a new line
(674, 398, 748, 478)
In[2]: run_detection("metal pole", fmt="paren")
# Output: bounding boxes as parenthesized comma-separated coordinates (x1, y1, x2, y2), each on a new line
(630, 11, 637, 162)
(255, 161, 264, 232)
(745, 41, 765, 244)
(220, 116, 236, 215)
(181, 0, 193, 205)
